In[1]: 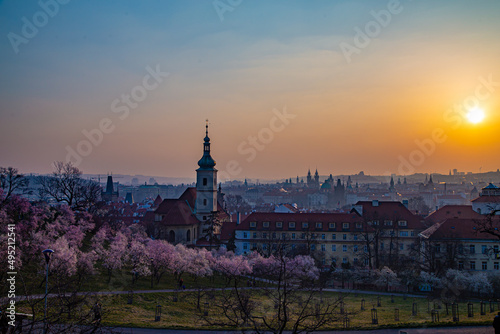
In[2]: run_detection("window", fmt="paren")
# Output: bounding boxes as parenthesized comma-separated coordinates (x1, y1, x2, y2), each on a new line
(458, 261, 464, 270)
(243, 232, 248, 238)
(302, 222, 309, 229)
(380, 243, 384, 250)
(372, 220, 379, 226)
(263, 244, 268, 250)
(321, 244, 326, 251)
(331, 233, 336, 240)
(332, 245, 337, 251)
(470, 245, 476, 254)
(343, 234, 347, 240)
(203, 199, 207, 205)
(342, 245, 347, 252)
(495, 245, 499, 254)
(356, 223, 362, 229)
(262, 232, 267, 239)
(289, 222, 296, 229)
(364, 245, 368, 252)
(276, 222, 283, 228)
(353, 234, 358, 241)
(329, 223, 336, 229)
(495, 262, 499, 270)
(410, 231, 415, 237)
(354, 258, 358, 265)
(272, 232, 276, 239)
(470, 261, 476, 270)
(482, 245, 487, 254)
(243, 243, 248, 250)
(252, 232, 257, 239)
(252, 243, 257, 250)
(458, 244, 464, 254)
(399, 231, 409, 237)
(301, 233, 305, 239)
(353, 245, 358, 252)
(263, 221, 270, 228)
(400, 244, 404, 250)
(316, 222, 323, 229)
(342, 223, 350, 229)
(291, 244, 296, 250)
(364, 259, 369, 265)
(342, 257, 348, 264)
(291, 233, 296, 240)
(250, 221, 256, 228)
(482, 262, 488, 270)
(435, 244, 441, 253)
(322, 258, 326, 265)
(282, 233, 286, 239)
(398, 221, 407, 227)
(321, 234, 326, 240)
(384, 220, 393, 226)
(311, 244, 316, 251)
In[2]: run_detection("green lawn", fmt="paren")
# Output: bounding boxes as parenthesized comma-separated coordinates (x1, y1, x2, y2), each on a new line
(27, 291, 493, 331)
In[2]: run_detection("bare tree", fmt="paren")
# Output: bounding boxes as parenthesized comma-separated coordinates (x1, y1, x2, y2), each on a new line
(205, 250, 342, 334)
(0, 166, 28, 205)
(37, 162, 101, 211)
(475, 209, 500, 240)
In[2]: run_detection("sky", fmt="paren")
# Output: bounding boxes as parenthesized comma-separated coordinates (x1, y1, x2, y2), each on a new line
(0, 0, 499, 181)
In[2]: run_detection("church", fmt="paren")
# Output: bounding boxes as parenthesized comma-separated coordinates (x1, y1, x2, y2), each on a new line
(142, 123, 229, 246)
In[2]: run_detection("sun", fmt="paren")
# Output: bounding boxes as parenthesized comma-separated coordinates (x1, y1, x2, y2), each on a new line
(466, 107, 485, 124)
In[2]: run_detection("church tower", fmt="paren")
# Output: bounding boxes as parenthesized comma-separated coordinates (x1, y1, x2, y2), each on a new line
(195, 121, 218, 222)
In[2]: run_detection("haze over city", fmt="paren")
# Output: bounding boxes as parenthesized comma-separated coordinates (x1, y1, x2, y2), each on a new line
(1, 0, 499, 179)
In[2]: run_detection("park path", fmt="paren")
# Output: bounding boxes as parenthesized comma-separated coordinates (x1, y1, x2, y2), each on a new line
(7, 286, 426, 303)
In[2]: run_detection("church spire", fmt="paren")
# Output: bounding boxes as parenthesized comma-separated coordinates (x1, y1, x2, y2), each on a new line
(198, 120, 216, 169)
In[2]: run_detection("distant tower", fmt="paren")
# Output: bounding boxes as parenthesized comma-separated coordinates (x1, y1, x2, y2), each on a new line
(389, 176, 395, 191)
(404, 177, 407, 185)
(296, 176, 299, 184)
(102, 174, 119, 202)
(195, 121, 218, 222)
(429, 174, 434, 184)
(314, 169, 320, 186)
(307, 169, 312, 185)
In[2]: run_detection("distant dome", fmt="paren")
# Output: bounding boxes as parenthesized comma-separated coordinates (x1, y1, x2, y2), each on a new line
(321, 182, 331, 189)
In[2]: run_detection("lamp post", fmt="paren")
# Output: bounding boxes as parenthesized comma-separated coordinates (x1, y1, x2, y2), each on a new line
(42, 249, 54, 334)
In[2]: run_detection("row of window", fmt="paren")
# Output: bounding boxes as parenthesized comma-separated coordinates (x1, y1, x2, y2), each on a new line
(458, 260, 500, 271)
(241, 231, 413, 240)
(241, 242, 405, 253)
(249, 220, 409, 229)
(434, 244, 499, 255)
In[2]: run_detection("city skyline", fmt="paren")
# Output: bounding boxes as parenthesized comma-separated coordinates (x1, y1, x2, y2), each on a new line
(1, 0, 499, 179)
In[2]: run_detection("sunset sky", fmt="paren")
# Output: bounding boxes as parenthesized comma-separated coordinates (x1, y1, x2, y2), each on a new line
(0, 0, 499, 180)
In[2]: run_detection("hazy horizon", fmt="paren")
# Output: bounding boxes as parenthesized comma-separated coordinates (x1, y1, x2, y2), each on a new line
(1, 0, 499, 180)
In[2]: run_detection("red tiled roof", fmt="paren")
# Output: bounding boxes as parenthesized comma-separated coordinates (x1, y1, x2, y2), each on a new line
(236, 212, 363, 232)
(425, 205, 482, 224)
(153, 195, 163, 207)
(147, 187, 229, 227)
(472, 196, 500, 203)
(420, 217, 500, 240)
(355, 201, 424, 229)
